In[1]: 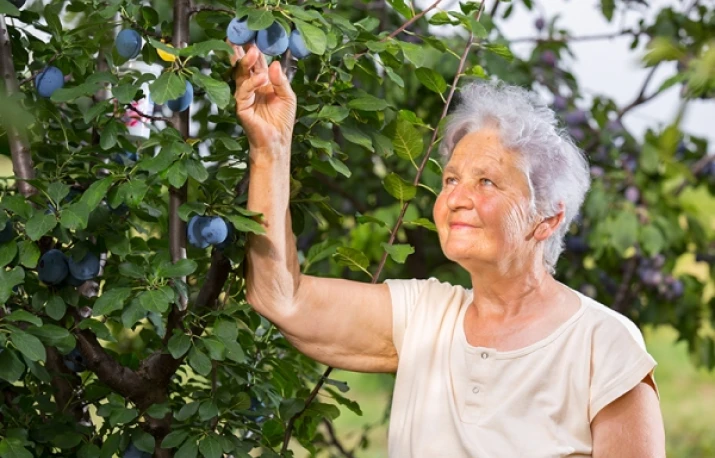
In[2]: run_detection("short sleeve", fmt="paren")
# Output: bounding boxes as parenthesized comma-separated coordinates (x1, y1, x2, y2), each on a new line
(384, 279, 428, 356)
(589, 316, 659, 422)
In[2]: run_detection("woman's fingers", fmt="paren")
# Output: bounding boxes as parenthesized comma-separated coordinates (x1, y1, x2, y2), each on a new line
(268, 61, 295, 101)
(235, 72, 269, 114)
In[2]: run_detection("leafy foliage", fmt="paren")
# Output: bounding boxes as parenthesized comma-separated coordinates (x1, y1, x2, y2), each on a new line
(0, 0, 714, 457)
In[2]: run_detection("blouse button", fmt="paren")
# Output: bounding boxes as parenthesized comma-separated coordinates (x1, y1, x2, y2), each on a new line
(472, 386, 480, 394)
(481, 352, 489, 359)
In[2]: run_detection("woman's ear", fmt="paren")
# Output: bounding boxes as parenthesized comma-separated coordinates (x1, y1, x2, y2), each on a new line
(533, 202, 565, 241)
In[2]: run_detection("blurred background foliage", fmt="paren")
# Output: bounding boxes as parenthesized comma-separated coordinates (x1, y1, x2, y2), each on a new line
(0, 0, 713, 456)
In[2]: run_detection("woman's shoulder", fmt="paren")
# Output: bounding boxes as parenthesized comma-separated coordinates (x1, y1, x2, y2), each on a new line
(385, 276, 471, 300)
(575, 291, 647, 350)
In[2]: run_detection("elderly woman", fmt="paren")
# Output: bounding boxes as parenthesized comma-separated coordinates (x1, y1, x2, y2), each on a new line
(230, 43, 665, 457)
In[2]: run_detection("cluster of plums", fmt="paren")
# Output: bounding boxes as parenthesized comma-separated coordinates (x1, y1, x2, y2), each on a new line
(38, 249, 100, 286)
(63, 347, 86, 372)
(187, 215, 232, 249)
(227, 17, 311, 59)
(637, 254, 684, 300)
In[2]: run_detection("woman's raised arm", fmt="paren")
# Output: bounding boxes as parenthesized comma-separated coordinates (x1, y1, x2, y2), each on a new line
(231, 44, 397, 373)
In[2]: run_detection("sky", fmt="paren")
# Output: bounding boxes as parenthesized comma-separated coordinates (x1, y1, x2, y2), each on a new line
(423, 0, 714, 149)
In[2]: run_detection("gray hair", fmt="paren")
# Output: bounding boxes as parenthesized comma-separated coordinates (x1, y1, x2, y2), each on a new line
(439, 80, 591, 275)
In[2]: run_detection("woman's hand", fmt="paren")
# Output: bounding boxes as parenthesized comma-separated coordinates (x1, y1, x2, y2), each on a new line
(229, 43, 297, 153)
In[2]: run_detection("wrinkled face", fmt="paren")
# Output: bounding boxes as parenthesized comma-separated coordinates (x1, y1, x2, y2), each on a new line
(433, 128, 535, 268)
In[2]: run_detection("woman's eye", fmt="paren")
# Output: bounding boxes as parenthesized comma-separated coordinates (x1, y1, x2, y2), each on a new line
(444, 177, 457, 185)
(481, 178, 494, 186)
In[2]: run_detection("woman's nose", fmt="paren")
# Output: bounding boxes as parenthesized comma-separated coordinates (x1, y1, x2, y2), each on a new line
(446, 182, 474, 211)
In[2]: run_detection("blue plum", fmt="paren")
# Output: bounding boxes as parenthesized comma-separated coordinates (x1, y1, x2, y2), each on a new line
(187, 215, 210, 249)
(35, 66, 64, 98)
(289, 29, 311, 59)
(38, 249, 69, 285)
(227, 17, 256, 45)
(67, 252, 100, 281)
(565, 110, 587, 126)
(115, 29, 143, 60)
(10, 0, 25, 8)
(62, 347, 86, 373)
(167, 80, 193, 112)
(552, 95, 567, 111)
(112, 151, 139, 165)
(200, 216, 229, 245)
(540, 50, 557, 67)
(535, 17, 545, 31)
(0, 220, 14, 243)
(624, 186, 640, 203)
(256, 22, 289, 56)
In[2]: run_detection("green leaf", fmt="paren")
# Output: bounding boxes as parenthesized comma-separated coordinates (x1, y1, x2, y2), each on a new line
(119, 262, 145, 279)
(51, 82, 102, 103)
(213, 319, 238, 343)
(100, 121, 120, 150)
(387, 0, 413, 18)
(80, 177, 113, 209)
(175, 401, 200, 421)
(601, 0, 615, 21)
(0, 348, 25, 382)
(112, 83, 139, 104)
(383, 173, 417, 201)
(0, 267, 24, 304)
(388, 119, 424, 161)
(168, 331, 192, 359)
(122, 179, 149, 207)
(25, 213, 57, 241)
(192, 73, 230, 109)
(247, 9, 275, 30)
(226, 214, 265, 235)
(415, 68, 447, 94)
(294, 20, 327, 55)
(60, 202, 90, 230)
(0, 240, 17, 267)
(47, 182, 70, 205)
(185, 159, 209, 183)
(198, 399, 219, 421)
(5, 310, 42, 327)
(175, 440, 198, 458)
(132, 431, 155, 454)
(167, 161, 188, 188)
(149, 72, 186, 105)
(610, 211, 639, 255)
(333, 247, 371, 277)
(109, 407, 137, 426)
(188, 347, 212, 376)
(198, 435, 222, 458)
(139, 289, 171, 313)
(484, 43, 514, 61)
(18, 240, 39, 268)
(0, 438, 32, 458)
(324, 377, 350, 393)
(640, 225, 665, 257)
(178, 202, 206, 221)
(429, 11, 455, 25)
(45, 296, 66, 321)
(348, 95, 388, 111)
(93, 287, 133, 317)
(223, 340, 246, 363)
(400, 42, 426, 67)
(340, 124, 374, 152)
(83, 100, 113, 123)
(10, 330, 46, 362)
(202, 336, 225, 361)
(404, 217, 437, 232)
(185, 39, 234, 57)
(158, 259, 197, 278)
(380, 243, 415, 263)
(162, 430, 188, 449)
(0, 1, 21, 16)
(146, 402, 172, 419)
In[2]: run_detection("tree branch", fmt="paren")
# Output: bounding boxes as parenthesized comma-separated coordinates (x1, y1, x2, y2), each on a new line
(509, 29, 642, 44)
(322, 419, 355, 458)
(188, 5, 233, 16)
(0, 15, 36, 198)
(354, 0, 444, 59)
(125, 103, 171, 122)
(616, 64, 660, 121)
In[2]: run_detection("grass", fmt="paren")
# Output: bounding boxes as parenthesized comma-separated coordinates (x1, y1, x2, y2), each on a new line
(292, 325, 715, 458)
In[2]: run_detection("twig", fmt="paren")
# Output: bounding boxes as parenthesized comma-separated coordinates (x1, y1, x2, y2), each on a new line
(509, 29, 641, 44)
(612, 255, 639, 315)
(323, 419, 355, 458)
(125, 103, 171, 122)
(354, 0, 444, 59)
(17, 52, 61, 86)
(490, 0, 501, 17)
(189, 5, 233, 16)
(616, 64, 660, 121)
(280, 2, 488, 454)
(373, 2, 485, 279)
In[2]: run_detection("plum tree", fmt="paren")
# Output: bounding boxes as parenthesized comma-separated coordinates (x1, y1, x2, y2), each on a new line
(256, 22, 289, 56)
(166, 80, 193, 112)
(289, 29, 311, 59)
(115, 29, 143, 60)
(1, 1, 713, 457)
(227, 17, 256, 45)
(37, 249, 69, 285)
(34, 66, 64, 98)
